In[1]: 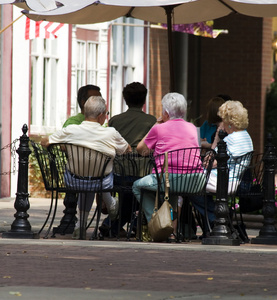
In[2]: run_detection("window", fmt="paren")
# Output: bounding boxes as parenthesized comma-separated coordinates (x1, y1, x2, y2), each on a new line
(109, 18, 145, 115)
(75, 28, 99, 114)
(76, 41, 86, 92)
(87, 41, 98, 85)
(30, 38, 59, 133)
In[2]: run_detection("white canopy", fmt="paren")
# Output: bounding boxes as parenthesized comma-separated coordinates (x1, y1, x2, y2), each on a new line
(6, 0, 277, 24)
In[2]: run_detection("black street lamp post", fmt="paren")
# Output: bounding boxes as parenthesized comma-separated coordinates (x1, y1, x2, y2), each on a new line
(252, 133, 277, 244)
(202, 130, 240, 246)
(2, 124, 39, 239)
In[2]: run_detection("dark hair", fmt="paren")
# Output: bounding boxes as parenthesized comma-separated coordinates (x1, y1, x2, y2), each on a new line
(122, 82, 147, 108)
(216, 94, 232, 101)
(207, 96, 226, 124)
(77, 85, 101, 109)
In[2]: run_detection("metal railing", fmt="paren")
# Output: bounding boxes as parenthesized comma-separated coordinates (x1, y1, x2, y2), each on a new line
(0, 138, 19, 176)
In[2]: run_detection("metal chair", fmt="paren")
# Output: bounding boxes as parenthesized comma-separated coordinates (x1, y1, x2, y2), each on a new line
(204, 151, 254, 243)
(30, 141, 57, 238)
(47, 143, 114, 240)
(111, 151, 153, 240)
(234, 152, 264, 242)
(31, 142, 113, 240)
(138, 147, 215, 242)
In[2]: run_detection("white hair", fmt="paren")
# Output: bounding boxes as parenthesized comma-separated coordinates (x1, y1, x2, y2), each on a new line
(84, 96, 106, 119)
(162, 93, 187, 120)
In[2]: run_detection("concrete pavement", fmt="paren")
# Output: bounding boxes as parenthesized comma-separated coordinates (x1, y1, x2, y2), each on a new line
(1, 197, 277, 299)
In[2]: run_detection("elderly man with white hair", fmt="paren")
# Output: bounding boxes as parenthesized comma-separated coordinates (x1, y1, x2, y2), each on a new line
(41, 96, 131, 238)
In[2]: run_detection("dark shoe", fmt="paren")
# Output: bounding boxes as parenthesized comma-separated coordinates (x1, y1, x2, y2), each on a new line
(198, 220, 215, 240)
(183, 224, 198, 240)
(167, 233, 176, 243)
(119, 228, 127, 238)
(198, 220, 217, 240)
(210, 220, 216, 229)
(99, 223, 110, 237)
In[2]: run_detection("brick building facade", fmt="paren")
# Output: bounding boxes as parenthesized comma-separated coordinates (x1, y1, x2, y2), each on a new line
(148, 14, 273, 154)
(148, 28, 171, 119)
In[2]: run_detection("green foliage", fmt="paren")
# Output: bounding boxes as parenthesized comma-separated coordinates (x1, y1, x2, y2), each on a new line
(28, 141, 51, 198)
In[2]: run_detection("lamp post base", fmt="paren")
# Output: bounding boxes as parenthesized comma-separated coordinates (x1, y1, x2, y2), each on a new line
(251, 236, 277, 245)
(2, 231, 39, 239)
(202, 236, 240, 246)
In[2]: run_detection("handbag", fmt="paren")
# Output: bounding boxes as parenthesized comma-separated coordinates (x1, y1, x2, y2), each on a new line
(148, 152, 174, 242)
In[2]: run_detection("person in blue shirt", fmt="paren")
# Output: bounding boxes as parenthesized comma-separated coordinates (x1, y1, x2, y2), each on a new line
(200, 95, 230, 148)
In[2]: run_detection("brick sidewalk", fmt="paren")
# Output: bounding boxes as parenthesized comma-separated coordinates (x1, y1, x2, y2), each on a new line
(1, 197, 277, 299)
(1, 240, 277, 298)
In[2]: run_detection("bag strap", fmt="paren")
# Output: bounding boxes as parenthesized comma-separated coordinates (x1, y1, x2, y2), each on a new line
(154, 152, 170, 211)
(164, 151, 170, 199)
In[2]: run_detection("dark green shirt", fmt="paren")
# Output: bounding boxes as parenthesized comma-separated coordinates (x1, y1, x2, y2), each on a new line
(109, 107, 156, 147)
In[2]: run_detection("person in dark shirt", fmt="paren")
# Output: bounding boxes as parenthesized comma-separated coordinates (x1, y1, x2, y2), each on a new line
(109, 82, 156, 147)
(99, 82, 156, 238)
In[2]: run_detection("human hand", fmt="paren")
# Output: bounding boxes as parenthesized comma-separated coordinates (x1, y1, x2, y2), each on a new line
(124, 144, 132, 154)
(217, 122, 225, 132)
(41, 136, 49, 148)
(201, 140, 211, 148)
(156, 116, 164, 124)
(203, 151, 216, 169)
(214, 122, 225, 141)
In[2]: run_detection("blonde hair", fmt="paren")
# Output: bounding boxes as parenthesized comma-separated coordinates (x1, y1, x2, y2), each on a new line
(218, 100, 249, 129)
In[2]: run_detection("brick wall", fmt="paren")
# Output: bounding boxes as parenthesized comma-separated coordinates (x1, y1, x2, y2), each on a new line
(148, 15, 272, 153)
(187, 15, 273, 154)
(148, 28, 171, 118)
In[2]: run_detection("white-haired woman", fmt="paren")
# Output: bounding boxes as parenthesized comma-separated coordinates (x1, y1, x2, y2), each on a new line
(132, 93, 201, 238)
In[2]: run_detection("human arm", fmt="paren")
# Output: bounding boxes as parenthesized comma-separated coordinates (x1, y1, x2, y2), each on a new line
(200, 138, 211, 149)
(41, 136, 50, 148)
(124, 144, 132, 154)
(203, 150, 216, 169)
(210, 122, 224, 150)
(137, 134, 151, 156)
(113, 129, 132, 155)
(207, 123, 225, 168)
(136, 117, 163, 156)
(41, 127, 71, 148)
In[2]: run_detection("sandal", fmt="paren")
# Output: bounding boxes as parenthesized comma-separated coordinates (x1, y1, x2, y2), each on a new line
(167, 233, 176, 243)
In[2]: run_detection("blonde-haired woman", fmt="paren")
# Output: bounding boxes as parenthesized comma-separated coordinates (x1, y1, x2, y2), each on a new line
(192, 100, 253, 226)
(208, 100, 253, 192)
